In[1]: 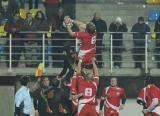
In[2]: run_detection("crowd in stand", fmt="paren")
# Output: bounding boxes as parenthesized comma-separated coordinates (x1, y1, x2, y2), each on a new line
(0, 0, 160, 69)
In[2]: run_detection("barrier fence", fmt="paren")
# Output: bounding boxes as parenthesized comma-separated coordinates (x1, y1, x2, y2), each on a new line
(0, 32, 159, 75)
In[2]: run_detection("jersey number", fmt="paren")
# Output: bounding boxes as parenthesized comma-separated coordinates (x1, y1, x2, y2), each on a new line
(85, 88, 92, 97)
(91, 36, 96, 44)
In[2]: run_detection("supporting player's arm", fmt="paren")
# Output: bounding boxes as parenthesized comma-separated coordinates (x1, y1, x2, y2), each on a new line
(146, 98, 159, 112)
(92, 58, 99, 76)
(137, 99, 147, 109)
(71, 93, 84, 100)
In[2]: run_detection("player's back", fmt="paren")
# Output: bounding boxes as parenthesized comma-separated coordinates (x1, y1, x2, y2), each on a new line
(74, 32, 96, 50)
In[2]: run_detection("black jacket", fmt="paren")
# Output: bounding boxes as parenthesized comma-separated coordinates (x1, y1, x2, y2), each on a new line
(131, 23, 150, 46)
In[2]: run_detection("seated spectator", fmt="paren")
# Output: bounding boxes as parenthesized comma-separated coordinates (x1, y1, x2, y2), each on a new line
(154, 16, 160, 68)
(109, 17, 128, 68)
(34, 10, 49, 31)
(55, 7, 66, 32)
(0, 0, 19, 21)
(91, 12, 107, 68)
(4, 12, 24, 67)
(22, 12, 41, 67)
(15, 0, 26, 8)
(62, 0, 76, 19)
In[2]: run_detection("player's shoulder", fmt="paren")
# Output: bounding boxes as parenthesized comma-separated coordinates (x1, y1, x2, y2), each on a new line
(116, 86, 125, 91)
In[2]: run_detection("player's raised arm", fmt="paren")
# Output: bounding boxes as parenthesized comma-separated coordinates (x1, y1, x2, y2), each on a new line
(72, 20, 86, 31)
(64, 16, 75, 37)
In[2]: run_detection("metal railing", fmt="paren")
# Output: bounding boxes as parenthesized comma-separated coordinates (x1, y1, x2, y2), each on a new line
(0, 31, 159, 75)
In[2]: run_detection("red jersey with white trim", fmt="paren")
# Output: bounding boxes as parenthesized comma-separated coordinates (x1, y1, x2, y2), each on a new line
(74, 74, 99, 105)
(101, 86, 126, 107)
(70, 74, 77, 95)
(145, 84, 160, 107)
(74, 32, 96, 50)
(137, 87, 146, 102)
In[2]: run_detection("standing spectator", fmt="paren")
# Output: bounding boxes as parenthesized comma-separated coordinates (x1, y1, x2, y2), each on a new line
(131, 16, 150, 68)
(43, 0, 62, 24)
(4, 12, 24, 67)
(70, 58, 99, 116)
(15, 76, 31, 116)
(29, 0, 39, 9)
(62, 0, 76, 19)
(137, 76, 160, 116)
(109, 17, 128, 68)
(100, 77, 126, 116)
(154, 16, 160, 68)
(91, 12, 107, 67)
(0, 0, 19, 22)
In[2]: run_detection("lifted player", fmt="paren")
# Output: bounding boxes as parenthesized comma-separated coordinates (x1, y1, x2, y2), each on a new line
(64, 16, 96, 65)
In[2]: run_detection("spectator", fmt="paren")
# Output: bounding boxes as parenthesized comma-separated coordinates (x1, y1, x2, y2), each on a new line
(0, 0, 19, 22)
(33, 76, 68, 116)
(154, 16, 160, 68)
(131, 16, 150, 68)
(29, 0, 39, 9)
(34, 10, 49, 31)
(22, 12, 41, 67)
(43, 0, 62, 24)
(91, 12, 107, 67)
(62, 0, 76, 19)
(15, 0, 26, 8)
(4, 12, 24, 67)
(55, 7, 66, 31)
(109, 17, 128, 68)
(100, 77, 126, 116)
(15, 76, 31, 116)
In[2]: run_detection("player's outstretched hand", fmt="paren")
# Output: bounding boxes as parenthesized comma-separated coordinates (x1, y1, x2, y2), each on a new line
(64, 16, 70, 24)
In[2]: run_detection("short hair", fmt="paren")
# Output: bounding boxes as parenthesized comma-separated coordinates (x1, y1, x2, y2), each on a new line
(86, 22, 96, 34)
(138, 16, 144, 22)
(20, 75, 30, 86)
(145, 75, 154, 86)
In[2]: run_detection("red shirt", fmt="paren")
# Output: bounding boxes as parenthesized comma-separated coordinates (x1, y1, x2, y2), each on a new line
(74, 32, 96, 50)
(101, 86, 126, 107)
(71, 74, 99, 105)
(146, 84, 160, 107)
